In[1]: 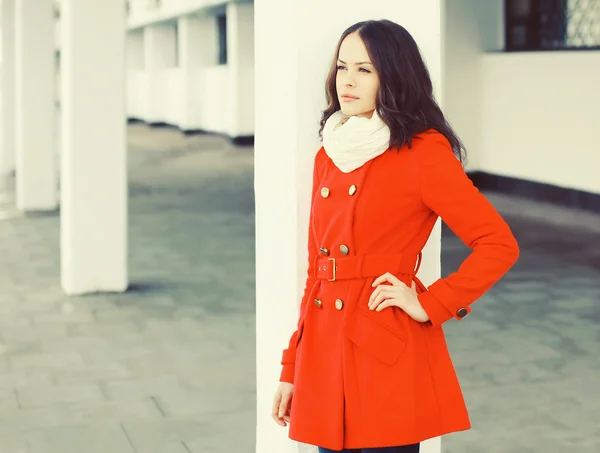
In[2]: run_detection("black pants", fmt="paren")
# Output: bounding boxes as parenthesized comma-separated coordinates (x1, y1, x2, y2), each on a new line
(318, 443, 420, 453)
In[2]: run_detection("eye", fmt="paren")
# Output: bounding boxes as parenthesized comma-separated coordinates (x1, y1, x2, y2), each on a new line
(336, 65, 346, 71)
(359, 67, 371, 73)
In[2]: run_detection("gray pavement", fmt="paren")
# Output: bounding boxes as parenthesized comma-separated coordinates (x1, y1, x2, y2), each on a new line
(0, 123, 598, 453)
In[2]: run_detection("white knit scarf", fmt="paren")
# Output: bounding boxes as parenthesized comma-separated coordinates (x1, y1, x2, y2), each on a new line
(322, 110, 391, 173)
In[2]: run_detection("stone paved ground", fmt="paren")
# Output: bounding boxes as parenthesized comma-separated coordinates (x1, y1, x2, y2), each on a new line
(0, 123, 598, 453)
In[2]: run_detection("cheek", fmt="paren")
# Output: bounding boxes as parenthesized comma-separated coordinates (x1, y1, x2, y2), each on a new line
(366, 82, 379, 106)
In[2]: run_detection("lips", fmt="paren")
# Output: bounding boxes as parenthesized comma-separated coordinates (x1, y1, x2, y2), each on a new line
(341, 94, 359, 101)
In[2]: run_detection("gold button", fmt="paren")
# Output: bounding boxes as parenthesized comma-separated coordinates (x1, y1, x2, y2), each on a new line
(335, 299, 344, 310)
(314, 299, 322, 308)
(340, 244, 349, 255)
(319, 247, 330, 256)
(349, 185, 357, 196)
(320, 187, 330, 198)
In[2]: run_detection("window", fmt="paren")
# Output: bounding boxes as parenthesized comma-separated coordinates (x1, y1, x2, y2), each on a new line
(217, 13, 227, 65)
(505, 0, 600, 50)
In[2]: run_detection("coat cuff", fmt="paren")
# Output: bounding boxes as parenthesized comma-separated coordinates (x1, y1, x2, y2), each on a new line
(279, 363, 295, 384)
(418, 290, 457, 327)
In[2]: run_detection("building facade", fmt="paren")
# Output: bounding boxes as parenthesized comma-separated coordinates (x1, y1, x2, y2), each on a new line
(124, 0, 254, 141)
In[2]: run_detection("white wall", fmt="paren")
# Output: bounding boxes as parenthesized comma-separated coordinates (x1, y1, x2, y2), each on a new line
(481, 51, 600, 194)
(443, 0, 502, 172)
(445, 0, 600, 195)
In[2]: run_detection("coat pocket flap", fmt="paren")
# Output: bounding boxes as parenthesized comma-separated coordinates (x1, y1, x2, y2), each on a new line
(343, 308, 407, 366)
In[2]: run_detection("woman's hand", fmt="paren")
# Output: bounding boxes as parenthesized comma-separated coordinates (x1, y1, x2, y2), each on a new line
(272, 382, 294, 427)
(369, 272, 430, 323)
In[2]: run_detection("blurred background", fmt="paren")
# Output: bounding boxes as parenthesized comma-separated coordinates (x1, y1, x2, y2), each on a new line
(0, 0, 598, 452)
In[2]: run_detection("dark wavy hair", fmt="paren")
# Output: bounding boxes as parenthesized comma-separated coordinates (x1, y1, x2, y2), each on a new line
(319, 19, 466, 164)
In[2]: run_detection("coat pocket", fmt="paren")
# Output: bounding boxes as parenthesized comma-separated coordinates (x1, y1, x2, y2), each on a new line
(343, 306, 407, 366)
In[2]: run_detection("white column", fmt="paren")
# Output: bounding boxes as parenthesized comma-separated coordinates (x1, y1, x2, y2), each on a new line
(14, 0, 57, 211)
(1, 0, 16, 176)
(60, 0, 127, 295)
(143, 24, 176, 124)
(177, 15, 217, 131)
(254, 1, 444, 453)
(126, 29, 144, 119)
(226, 2, 254, 138)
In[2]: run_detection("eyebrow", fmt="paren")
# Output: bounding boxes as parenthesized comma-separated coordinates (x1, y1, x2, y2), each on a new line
(338, 59, 373, 65)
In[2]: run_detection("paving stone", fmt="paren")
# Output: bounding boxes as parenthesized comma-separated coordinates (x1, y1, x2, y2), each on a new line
(0, 388, 20, 413)
(39, 336, 110, 354)
(122, 416, 253, 453)
(26, 424, 136, 453)
(52, 364, 132, 385)
(0, 439, 30, 453)
(103, 375, 181, 401)
(16, 384, 105, 409)
(10, 352, 87, 372)
(0, 372, 53, 389)
(179, 410, 256, 453)
(2, 324, 69, 342)
(0, 399, 163, 428)
(32, 311, 96, 325)
(153, 387, 255, 417)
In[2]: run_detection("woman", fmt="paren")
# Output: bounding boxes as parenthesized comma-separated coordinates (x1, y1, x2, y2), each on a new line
(271, 19, 519, 453)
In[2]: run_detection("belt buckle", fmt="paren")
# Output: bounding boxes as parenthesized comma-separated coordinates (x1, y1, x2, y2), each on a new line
(327, 257, 337, 281)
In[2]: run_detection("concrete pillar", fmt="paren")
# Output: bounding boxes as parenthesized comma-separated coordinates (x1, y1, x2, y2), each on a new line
(127, 30, 144, 72)
(14, 0, 57, 211)
(1, 0, 16, 177)
(226, 2, 254, 138)
(143, 23, 176, 124)
(126, 29, 144, 119)
(177, 15, 217, 131)
(60, 0, 127, 295)
(254, 1, 444, 453)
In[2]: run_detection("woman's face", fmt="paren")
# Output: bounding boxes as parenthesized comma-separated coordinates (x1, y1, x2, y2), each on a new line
(335, 32, 380, 118)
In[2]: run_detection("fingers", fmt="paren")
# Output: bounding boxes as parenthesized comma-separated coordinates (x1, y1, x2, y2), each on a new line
(279, 392, 291, 418)
(272, 392, 284, 426)
(368, 285, 380, 306)
(375, 300, 392, 312)
(368, 288, 392, 310)
(272, 389, 292, 427)
(369, 282, 412, 311)
(369, 281, 399, 306)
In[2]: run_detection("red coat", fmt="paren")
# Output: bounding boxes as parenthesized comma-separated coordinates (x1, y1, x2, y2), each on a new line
(279, 130, 520, 450)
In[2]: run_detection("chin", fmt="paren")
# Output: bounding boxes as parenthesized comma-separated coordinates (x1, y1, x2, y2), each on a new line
(339, 105, 363, 117)
(339, 103, 373, 118)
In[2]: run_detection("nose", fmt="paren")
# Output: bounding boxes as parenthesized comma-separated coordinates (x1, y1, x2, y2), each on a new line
(340, 71, 356, 88)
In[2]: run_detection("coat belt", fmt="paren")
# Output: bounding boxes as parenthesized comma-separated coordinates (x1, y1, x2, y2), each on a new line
(314, 252, 422, 282)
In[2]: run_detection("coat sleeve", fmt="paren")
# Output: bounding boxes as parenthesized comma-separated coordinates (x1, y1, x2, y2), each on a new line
(279, 149, 323, 383)
(416, 136, 520, 327)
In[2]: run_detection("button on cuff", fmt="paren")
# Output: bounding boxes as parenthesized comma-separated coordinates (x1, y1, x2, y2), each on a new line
(456, 307, 469, 319)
